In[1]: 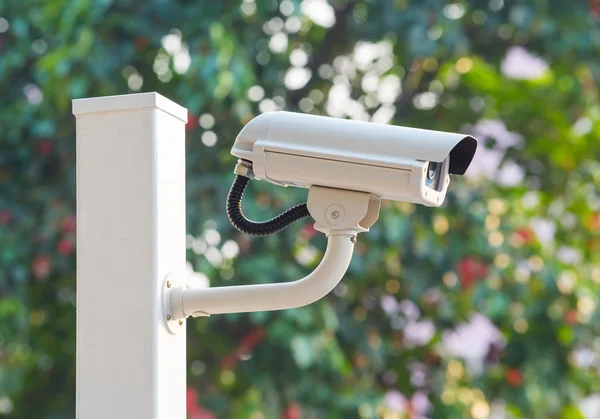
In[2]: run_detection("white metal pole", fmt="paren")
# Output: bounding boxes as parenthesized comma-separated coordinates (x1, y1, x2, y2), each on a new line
(73, 93, 188, 419)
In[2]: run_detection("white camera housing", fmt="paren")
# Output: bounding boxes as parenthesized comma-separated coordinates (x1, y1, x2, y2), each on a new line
(232, 111, 477, 206)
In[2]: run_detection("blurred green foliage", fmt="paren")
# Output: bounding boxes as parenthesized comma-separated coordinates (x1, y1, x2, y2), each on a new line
(1, 0, 600, 418)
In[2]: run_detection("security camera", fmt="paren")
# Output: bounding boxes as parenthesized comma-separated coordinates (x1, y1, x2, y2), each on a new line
(164, 111, 477, 325)
(231, 111, 477, 207)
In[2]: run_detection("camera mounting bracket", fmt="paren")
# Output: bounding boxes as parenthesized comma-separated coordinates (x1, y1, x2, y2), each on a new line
(164, 186, 381, 320)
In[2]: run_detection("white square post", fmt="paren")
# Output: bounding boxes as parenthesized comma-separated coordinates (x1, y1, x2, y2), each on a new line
(73, 93, 188, 418)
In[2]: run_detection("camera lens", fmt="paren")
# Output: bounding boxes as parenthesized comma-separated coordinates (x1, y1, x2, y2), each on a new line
(427, 162, 439, 179)
(426, 161, 442, 190)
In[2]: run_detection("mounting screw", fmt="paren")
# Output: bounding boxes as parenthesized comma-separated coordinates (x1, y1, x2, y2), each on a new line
(166, 281, 171, 288)
(350, 236, 357, 243)
(331, 211, 340, 219)
(178, 320, 183, 326)
(166, 314, 171, 321)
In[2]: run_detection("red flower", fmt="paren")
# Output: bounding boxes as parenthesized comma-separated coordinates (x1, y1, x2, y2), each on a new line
(564, 310, 578, 325)
(505, 368, 523, 387)
(186, 388, 199, 411)
(282, 403, 302, 419)
(301, 223, 318, 240)
(221, 327, 266, 369)
(36, 140, 54, 156)
(0, 210, 12, 225)
(58, 238, 74, 256)
(515, 227, 535, 244)
(62, 215, 76, 233)
(457, 257, 489, 291)
(186, 114, 198, 130)
(586, 213, 600, 231)
(33, 254, 51, 281)
(591, 0, 600, 19)
(187, 388, 216, 419)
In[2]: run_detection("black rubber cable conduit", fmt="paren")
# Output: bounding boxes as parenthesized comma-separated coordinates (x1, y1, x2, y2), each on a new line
(226, 175, 311, 236)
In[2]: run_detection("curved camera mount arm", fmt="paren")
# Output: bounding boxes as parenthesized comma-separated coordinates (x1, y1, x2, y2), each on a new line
(164, 186, 381, 320)
(168, 232, 354, 318)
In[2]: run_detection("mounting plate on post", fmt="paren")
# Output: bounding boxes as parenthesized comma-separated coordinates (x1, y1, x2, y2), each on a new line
(162, 274, 185, 335)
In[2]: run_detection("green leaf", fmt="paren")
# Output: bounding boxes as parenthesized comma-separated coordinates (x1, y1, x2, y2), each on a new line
(557, 325, 574, 345)
(559, 405, 585, 419)
(290, 335, 316, 368)
(320, 302, 339, 330)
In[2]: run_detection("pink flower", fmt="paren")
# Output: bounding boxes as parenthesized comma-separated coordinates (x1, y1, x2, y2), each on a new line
(57, 238, 74, 256)
(301, 224, 318, 239)
(282, 403, 302, 419)
(409, 362, 427, 387)
(32, 254, 51, 281)
(470, 119, 523, 150)
(61, 215, 76, 233)
(0, 210, 12, 225)
(186, 388, 215, 419)
(403, 320, 435, 348)
(384, 390, 407, 411)
(556, 246, 582, 265)
(186, 113, 198, 131)
(442, 314, 504, 375)
(384, 390, 431, 419)
(529, 218, 556, 247)
(501, 46, 549, 80)
(380, 295, 399, 315)
(398, 300, 420, 320)
(464, 119, 524, 184)
(572, 347, 598, 369)
(496, 160, 524, 187)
